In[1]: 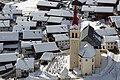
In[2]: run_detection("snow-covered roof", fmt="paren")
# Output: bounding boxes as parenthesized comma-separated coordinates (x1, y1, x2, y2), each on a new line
(82, 6, 113, 13)
(29, 11, 48, 17)
(13, 25, 30, 32)
(16, 58, 34, 70)
(37, 1, 59, 7)
(81, 5, 95, 12)
(32, 16, 48, 22)
(53, 34, 69, 41)
(0, 20, 10, 27)
(0, 43, 3, 51)
(14, 0, 39, 15)
(40, 52, 54, 61)
(4, 43, 19, 49)
(0, 14, 13, 20)
(16, 16, 28, 23)
(47, 9, 73, 17)
(95, 6, 113, 13)
(0, 66, 6, 71)
(0, 32, 19, 41)
(97, 0, 117, 4)
(46, 25, 68, 33)
(79, 42, 95, 58)
(47, 17, 63, 24)
(0, 53, 18, 62)
(5, 63, 13, 69)
(96, 27, 117, 36)
(21, 41, 41, 48)
(103, 36, 119, 42)
(33, 42, 59, 53)
(2, 4, 22, 14)
(23, 30, 43, 39)
(16, 21, 37, 27)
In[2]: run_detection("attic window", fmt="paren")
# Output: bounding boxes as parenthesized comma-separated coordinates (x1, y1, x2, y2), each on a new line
(39, 31, 41, 33)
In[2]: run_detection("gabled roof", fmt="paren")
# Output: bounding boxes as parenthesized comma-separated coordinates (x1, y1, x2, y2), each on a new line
(81, 5, 113, 13)
(46, 25, 68, 33)
(21, 41, 41, 48)
(95, 6, 113, 13)
(47, 9, 73, 17)
(16, 16, 28, 23)
(16, 58, 34, 70)
(13, 25, 30, 32)
(37, 1, 59, 7)
(33, 42, 59, 53)
(0, 53, 18, 62)
(0, 32, 19, 41)
(96, 27, 117, 36)
(16, 21, 37, 27)
(29, 11, 48, 17)
(53, 34, 69, 41)
(23, 30, 43, 39)
(32, 16, 48, 22)
(40, 52, 54, 61)
(97, 0, 117, 4)
(79, 42, 95, 58)
(47, 16, 63, 24)
(103, 36, 119, 42)
(81, 25, 102, 47)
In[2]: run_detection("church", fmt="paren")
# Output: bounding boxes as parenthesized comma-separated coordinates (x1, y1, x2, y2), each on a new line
(69, 4, 101, 76)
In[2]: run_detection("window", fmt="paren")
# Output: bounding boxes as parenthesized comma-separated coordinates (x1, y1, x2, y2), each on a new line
(86, 59, 88, 61)
(85, 73, 87, 76)
(108, 46, 109, 48)
(108, 43, 109, 45)
(80, 59, 81, 62)
(75, 33, 77, 38)
(92, 59, 94, 62)
(72, 33, 74, 38)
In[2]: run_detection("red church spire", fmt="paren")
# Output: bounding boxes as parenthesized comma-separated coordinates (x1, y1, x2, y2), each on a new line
(72, 5, 78, 25)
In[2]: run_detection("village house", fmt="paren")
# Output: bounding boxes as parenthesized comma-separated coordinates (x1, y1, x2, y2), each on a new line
(16, 58, 35, 78)
(46, 24, 68, 41)
(117, 1, 120, 15)
(102, 36, 119, 50)
(33, 42, 60, 59)
(53, 34, 69, 50)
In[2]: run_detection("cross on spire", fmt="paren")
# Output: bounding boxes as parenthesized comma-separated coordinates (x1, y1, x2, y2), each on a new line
(72, 4, 78, 25)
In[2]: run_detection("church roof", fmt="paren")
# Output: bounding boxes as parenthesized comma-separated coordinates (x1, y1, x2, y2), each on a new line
(79, 42, 95, 58)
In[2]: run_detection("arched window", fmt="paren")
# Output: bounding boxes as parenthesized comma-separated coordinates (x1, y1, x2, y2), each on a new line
(75, 33, 77, 38)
